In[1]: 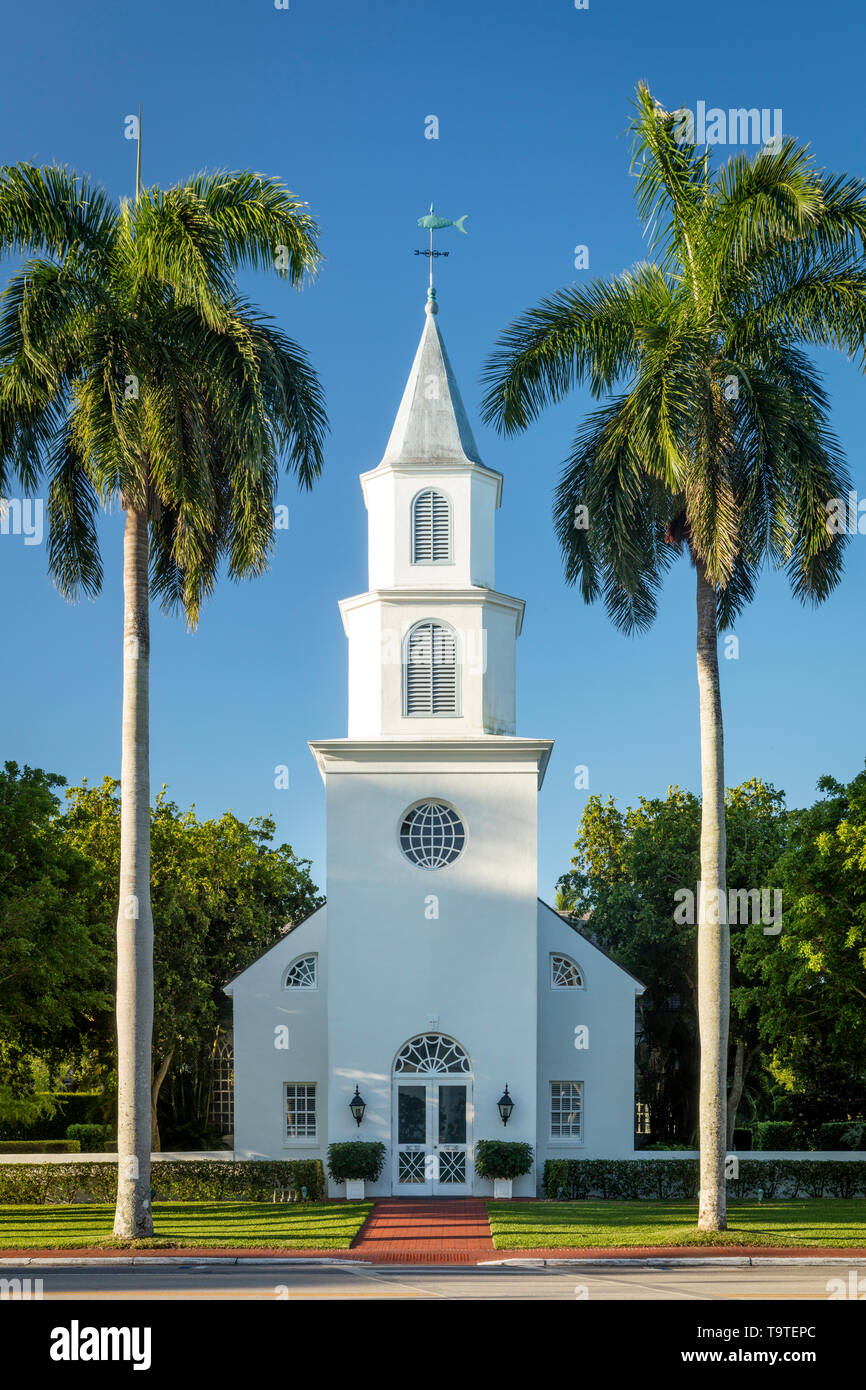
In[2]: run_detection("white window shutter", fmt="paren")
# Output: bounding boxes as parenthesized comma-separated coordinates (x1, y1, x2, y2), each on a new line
(405, 621, 457, 715)
(412, 490, 450, 563)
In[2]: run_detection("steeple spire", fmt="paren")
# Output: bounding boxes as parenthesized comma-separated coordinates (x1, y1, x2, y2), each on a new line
(378, 296, 483, 469)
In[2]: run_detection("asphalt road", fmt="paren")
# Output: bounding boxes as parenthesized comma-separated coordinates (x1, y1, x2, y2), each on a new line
(0, 1262, 854, 1300)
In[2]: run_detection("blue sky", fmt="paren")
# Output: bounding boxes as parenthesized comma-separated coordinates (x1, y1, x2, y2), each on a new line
(1, 0, 864, 898)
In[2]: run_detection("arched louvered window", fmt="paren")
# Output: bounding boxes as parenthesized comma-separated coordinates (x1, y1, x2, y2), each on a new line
(404, 621, 459, 716)
(411, 489, 451, 563)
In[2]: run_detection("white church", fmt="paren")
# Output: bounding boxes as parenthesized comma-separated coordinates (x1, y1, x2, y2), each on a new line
(226, 290, 644, 1197)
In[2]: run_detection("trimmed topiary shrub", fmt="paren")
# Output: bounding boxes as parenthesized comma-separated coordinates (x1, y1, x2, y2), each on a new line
(755, 1121, 807, 1151)
(326, 1142, 386, 1184)
(65, 1125, 106, 1149)
(474, 1140, 533, 1180)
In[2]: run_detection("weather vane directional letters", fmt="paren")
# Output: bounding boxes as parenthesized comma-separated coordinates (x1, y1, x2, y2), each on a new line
(415, 203, 468, 290)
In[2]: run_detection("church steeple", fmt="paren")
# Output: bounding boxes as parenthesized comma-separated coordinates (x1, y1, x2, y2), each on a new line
(379, 292, 483, 470)
(341, 295, 524, 739)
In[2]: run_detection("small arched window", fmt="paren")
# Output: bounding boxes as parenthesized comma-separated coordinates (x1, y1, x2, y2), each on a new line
(404, 621, 458, 716)
(550, 954, 584, 989)
(412, 489, 451, 563)
(284, 954, 317, 989)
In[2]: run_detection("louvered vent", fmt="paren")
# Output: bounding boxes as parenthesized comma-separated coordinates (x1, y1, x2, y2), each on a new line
(405, 621, 458, 715)
(412, 489, 451, 563)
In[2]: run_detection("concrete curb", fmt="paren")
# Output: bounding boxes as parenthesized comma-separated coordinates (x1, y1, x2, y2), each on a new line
(0, 1256, 373, 1267)
(479, 1256, 866, 1268)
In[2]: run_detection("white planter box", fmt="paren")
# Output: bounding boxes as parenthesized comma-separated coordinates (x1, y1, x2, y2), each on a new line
(493, 1178, 513, 1199)
(345, 1179, 365, 1199)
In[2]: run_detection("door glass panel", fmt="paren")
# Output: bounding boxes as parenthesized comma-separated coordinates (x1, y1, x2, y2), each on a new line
(438, 1085, 466, 1144)
(398, 1085, 426, 1144)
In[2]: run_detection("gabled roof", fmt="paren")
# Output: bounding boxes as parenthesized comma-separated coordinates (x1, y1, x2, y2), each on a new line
(538, 898, 646, 992)
(223, 901, 326, 993)
(377, 294, 484, 469)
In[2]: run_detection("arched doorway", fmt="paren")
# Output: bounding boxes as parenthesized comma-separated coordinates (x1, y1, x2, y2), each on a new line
(392, 1033, 474, 1195)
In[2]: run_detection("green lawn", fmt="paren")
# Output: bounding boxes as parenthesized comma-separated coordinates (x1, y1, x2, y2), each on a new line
(0, 1201, 372, 1250)
(486, 1200, 866, 1249)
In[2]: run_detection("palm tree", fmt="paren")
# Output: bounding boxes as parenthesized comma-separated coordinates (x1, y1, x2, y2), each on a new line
(481, 84, 866, 1228)
(0, 153, 327, 1237)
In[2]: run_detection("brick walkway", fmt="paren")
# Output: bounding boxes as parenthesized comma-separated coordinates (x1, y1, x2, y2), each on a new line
(349, 1198, 495, 1263)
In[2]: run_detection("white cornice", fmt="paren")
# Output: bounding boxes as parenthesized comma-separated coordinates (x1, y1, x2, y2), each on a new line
(308, 737, 553, 788)
(338, 586, 525, 635)
(359, 459, 504, 509)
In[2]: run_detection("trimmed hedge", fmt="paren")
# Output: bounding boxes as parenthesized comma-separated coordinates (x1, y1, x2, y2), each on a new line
(543, 1158, 866, 1201)
(755, 1121, 807, 1151)
(327, 1142, 386, 1183)
(0, 1140, 81, 1155)
(66, 1125, 106, 1147)
(0, 1094, 104, 1142)
(0, 1159, 325, 1205)
(819, 1122, 866, 1151)
(475, 1140, 534, 1180)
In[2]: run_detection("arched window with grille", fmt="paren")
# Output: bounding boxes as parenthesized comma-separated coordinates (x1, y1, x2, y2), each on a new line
(411, 489, 451, 564)
(284, 954, 317, 989)
(550, 954, 584, 989)
(404, 620, 459, 716)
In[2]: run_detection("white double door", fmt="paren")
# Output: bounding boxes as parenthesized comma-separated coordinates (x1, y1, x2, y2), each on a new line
(393, 1078, 473, 1195)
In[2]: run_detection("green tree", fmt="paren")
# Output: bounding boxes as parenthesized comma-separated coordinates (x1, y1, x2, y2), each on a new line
(61, 777, 321, 1149)
(737, 765, 866, 1118)
(557, 779, 787, 1146)
(482, 85, 866, 1227)
(0, 762, 109, 1124)
(0, 152, 327, 1234)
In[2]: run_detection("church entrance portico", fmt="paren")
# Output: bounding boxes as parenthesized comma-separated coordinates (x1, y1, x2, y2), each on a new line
(392, 1033, 474, 1196)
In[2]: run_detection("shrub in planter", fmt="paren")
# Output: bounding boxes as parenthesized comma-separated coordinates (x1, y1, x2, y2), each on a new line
(327, 1141, 386, 1184)
(474, 1140, 533, 1181)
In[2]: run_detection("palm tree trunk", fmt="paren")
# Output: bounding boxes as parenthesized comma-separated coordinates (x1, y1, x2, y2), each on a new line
(695, 561, 730, 1231)
(113, 504, 154, 1239)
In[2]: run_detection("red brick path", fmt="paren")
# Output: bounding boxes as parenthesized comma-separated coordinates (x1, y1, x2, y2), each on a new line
(349, 1198, 495, 1263)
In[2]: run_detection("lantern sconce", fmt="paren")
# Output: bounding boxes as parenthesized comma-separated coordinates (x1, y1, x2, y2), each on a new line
(349, 1086, 366, 1127)
(497, 1085, 514, 1126)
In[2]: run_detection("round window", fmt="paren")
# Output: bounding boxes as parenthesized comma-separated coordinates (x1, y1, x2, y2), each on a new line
(399, 801, 466, 869)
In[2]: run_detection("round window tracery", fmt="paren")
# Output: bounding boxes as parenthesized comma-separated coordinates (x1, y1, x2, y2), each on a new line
(399, 801, 465, 869)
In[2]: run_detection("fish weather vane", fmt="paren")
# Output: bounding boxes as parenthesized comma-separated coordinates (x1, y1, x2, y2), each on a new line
(415, 203, 468, 293)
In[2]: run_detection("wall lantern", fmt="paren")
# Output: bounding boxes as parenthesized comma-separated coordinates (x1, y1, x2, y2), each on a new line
(497, 1085, 514, 1126)
(349, 1086, 366, 1126)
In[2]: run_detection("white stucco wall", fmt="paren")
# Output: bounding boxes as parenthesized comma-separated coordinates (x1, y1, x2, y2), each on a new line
(227, 906, 329, 1165)
(319, 744, 546, 1197)
(537, 901, 643, 1172)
